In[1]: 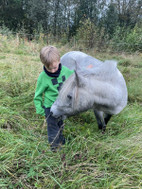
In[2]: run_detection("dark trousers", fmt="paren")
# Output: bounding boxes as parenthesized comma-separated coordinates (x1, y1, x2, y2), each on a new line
(44, 107, 65, 148)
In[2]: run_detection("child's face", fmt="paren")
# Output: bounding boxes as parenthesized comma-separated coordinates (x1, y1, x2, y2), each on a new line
(46, 61, 60, 73)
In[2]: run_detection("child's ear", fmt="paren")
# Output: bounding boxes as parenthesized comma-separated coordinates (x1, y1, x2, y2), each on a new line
(45, 65, 48, 70)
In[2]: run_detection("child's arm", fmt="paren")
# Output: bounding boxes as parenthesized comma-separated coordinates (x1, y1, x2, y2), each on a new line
(34, 77, 47, 116)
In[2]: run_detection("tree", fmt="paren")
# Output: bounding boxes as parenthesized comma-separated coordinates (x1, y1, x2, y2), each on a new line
(115, 0, 142, 27)
(26, 0, 50, 34)
(0, 0, 25, 31)
(104, 3, 118, 38)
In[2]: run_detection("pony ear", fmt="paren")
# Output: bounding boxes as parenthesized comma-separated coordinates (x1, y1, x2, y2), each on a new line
(74, 70, 84, 87)
(74, 60, 81, 72)
(74, 60, 85, 87)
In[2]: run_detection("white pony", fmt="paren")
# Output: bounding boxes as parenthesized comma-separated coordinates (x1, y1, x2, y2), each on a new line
(51, 51, 128, 131)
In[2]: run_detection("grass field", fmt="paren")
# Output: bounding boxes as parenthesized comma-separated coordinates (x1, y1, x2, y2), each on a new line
(0, 35, 142, 189)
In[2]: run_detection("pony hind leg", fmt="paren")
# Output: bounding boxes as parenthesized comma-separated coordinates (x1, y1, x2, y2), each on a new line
(94, 110, 106, 132)
(104, 114, 112, 125)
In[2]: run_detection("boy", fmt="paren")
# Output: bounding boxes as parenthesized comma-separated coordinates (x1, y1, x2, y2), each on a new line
(34, 46, 73, 151)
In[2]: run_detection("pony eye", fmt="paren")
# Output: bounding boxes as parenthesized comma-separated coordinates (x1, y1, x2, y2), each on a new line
(67, 94, 72, 100)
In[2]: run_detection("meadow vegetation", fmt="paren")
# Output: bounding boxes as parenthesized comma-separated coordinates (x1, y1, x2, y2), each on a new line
(0, 34, 142, 188)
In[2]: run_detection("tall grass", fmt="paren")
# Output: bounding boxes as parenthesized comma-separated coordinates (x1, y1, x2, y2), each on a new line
(0, 34, 142, 188)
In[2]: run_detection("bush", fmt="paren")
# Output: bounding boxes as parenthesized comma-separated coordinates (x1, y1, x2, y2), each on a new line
(0, 25, 13, 35)
(111, 25, 142, 52)
(74, 18, 109, 50)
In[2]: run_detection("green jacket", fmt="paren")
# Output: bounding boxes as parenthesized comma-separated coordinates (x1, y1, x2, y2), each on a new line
(34, 66, 74, 116)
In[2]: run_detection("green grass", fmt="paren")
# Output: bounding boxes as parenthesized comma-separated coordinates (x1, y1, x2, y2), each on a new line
(0, 35, 142, 188)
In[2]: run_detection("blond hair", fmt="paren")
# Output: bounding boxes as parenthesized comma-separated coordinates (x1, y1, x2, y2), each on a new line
(40, 46, 60, 67)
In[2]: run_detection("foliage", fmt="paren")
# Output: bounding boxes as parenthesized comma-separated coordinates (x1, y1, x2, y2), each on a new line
(0, 25, 13, 35)
(0, 0, 25, 31)
(0, 0, 142, 52)
(0, 34, 142, 188)
(103, 3, 119, 39)
(75, 18, 109, 50)
(75, 19, 97, 48)
(0, 0, 141, 39)
(111, 25, 142, 52)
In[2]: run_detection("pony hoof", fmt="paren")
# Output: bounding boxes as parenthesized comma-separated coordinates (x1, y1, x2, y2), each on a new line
(102, 129, 106, 134)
